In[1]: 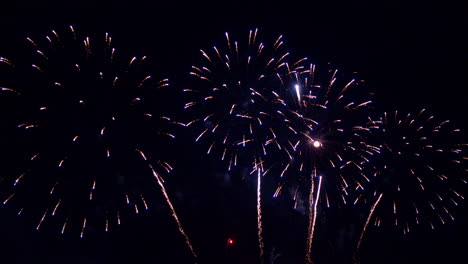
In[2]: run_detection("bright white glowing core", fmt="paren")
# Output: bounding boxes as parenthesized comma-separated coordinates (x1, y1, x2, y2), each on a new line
(294, 84, 301, 102)
(313, 140, 322, 148)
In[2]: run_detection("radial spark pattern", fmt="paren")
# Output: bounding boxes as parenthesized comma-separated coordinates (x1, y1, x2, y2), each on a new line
(361, 109, 467, 234)
(185, 29, 304, 171)
(272, 63, 375, 208)
(0, 26, 177, 236)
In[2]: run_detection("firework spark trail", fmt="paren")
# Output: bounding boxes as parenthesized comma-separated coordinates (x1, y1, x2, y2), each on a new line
(256, 168, 265, 264)
(306, 174, 322, 264)
(137, 149, 197, 260)
(305, 171, 315, 264)
(354, 193, 383, 263)
(80, 218, 87, 238)
(153, 167, 197, 260)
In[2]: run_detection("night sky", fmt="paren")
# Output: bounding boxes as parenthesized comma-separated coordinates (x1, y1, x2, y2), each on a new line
(0, 1, 466, 264)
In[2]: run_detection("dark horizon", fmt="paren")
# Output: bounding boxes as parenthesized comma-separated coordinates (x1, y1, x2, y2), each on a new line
(1, 1, 466, 264)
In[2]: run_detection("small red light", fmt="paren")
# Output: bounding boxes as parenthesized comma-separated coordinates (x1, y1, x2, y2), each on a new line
(228, 238, 234, 245)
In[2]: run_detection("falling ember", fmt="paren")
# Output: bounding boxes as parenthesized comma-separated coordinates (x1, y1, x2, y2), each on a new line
(3, 193, 15, 205)
(80, 218, 87, 238)
(50, 182, 58, 194)
(207, 142, 215, 154)
(140, 195, 149, 210)
(36, 209, 49, 230)
(61, 218, 68, 234)
(52, 199, 61, 216)
(14, 173, 26, 186)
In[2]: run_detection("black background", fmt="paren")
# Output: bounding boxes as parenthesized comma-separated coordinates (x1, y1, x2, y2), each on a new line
(0, 1, 466, 263)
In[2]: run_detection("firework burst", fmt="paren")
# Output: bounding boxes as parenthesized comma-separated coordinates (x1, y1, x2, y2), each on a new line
(265, 62, 375, 263)
(358, 109, 467, 235)
(184, 28, 307, 263)
(272, 63, 375, 209)
(0, 26, 187, 241)
(184, 28, 305, 171)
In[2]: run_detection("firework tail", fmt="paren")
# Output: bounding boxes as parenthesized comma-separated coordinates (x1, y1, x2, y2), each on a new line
(257, 168, 265, 263)
(306, 172, 323, 264)
(137, 150, 197, 260)
(354, 193, 383, 264)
